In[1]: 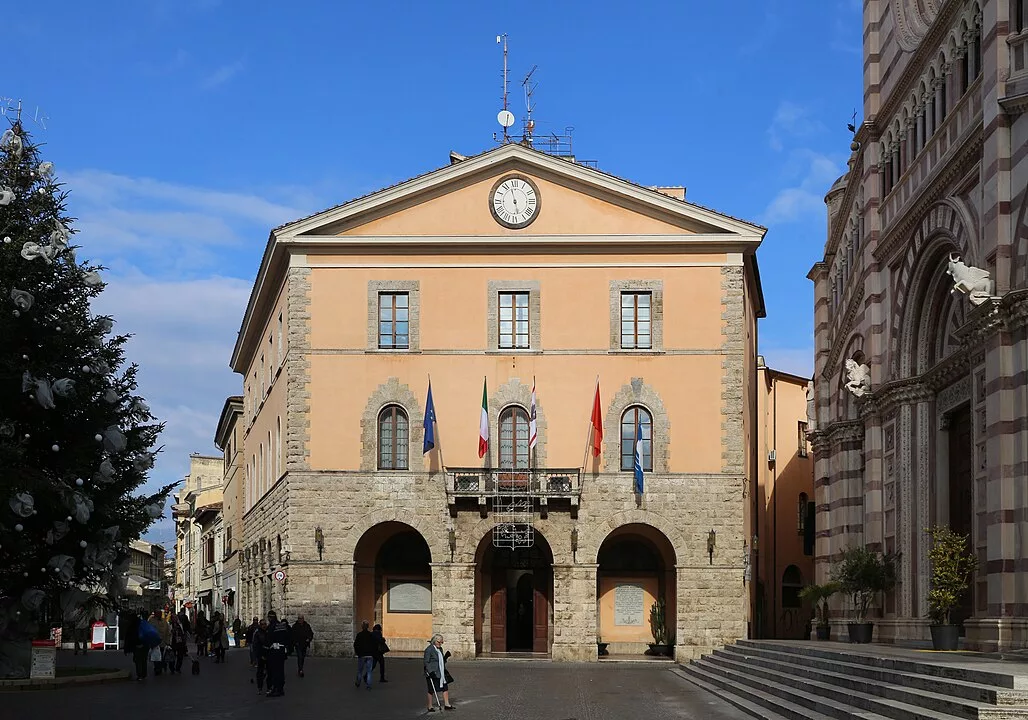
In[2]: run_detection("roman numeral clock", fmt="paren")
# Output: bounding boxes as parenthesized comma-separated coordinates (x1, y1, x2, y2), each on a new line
(489, 174, 541, 229)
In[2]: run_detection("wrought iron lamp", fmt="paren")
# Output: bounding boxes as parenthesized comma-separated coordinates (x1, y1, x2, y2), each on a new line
(707, 529, 716, 565)
(315, 526, 324, 561)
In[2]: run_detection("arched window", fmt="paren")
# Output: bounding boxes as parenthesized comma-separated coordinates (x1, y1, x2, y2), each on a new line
(377, 405, 409, 470)
(938, 51, 949, 122)
(782, 565, 804, 608)
(620, 406, 653, 472)
(499, 405, 530, 470)
(798, 492, 809, 534)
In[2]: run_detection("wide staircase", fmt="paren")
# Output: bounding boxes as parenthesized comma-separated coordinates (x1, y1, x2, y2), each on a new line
(673, 639, 1028, 720)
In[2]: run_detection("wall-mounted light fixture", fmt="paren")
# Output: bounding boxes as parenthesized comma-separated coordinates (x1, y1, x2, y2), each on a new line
(707, 529, 716, 565)
(571, 527, 579, 561)
(448, 528, 456, 561)
(315, 526, 324, 561)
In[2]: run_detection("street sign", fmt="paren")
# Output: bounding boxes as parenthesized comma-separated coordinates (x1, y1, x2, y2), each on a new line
(273, 570, 286, 583)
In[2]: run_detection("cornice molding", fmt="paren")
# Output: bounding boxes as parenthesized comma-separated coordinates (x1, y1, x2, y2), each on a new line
(811, 421, 865, 454)
(860, 378, 934, 418)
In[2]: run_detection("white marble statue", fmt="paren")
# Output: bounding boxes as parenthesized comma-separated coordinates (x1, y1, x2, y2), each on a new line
(946, 253, 992, 306)
(844, 359, 872, 397)
(805, 380, 817, 431)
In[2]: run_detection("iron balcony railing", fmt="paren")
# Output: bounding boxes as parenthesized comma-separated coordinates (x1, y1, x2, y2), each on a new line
(444, 467, 582, 497)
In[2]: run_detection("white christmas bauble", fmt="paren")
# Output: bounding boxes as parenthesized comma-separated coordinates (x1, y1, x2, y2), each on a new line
(24, 433, 30, 439)
(22, 355, 28, 360)
(52, 444, 59, 452)
(22, 572, 28, 577)
(95, 434, 102, 442)
(79, 541, 87, 548)
(66, 516, 72, 522)
(14, 524, 23, 532)
(82, 365, 90, 373)
(13, 310, 19, 317)
(75, 478, 84, 486)
(3, 237, 10, 244)
(55, 326, 61, 332)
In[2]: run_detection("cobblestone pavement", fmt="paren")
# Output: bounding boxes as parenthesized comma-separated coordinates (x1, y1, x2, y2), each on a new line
(3, 648, 750, 720)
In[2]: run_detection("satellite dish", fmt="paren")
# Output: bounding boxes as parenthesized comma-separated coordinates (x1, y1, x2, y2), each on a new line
(497, 110, 515, 128)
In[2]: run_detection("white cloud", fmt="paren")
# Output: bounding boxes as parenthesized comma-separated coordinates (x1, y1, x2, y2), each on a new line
(760, 150, 844, 226)
(767, 101, 826, 152)
(200, 60, 244, 90)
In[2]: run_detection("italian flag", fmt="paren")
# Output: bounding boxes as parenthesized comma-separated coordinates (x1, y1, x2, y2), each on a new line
(478, 378, 489, 458)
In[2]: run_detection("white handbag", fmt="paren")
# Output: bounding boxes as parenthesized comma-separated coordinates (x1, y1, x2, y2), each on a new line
(148, 646, 163, 663)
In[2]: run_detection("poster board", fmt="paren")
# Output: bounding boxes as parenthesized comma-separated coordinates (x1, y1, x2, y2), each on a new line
(30, 640, 56, 679)
(90, 622, 106, 649)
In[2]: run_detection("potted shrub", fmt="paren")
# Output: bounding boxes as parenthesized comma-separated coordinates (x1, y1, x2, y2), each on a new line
(798, 581, 840, 640)
(647, 598, 672, 656)
(926, 525, 976, 651)
(832, 545, 898, 643)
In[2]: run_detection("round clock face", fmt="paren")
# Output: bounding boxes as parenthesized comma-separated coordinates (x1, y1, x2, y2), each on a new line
(489, 175, 540, 229)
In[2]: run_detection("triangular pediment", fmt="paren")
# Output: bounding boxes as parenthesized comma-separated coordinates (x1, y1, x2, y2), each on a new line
(277, 144, 763, 241)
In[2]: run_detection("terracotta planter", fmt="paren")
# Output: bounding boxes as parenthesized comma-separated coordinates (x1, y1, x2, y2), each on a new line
(815, 625, 831, 641)
(929, 624, 959, 651)
(847, 622, 873, 643)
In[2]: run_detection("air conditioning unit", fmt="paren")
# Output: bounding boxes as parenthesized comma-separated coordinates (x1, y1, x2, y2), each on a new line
(767, 450, 776, 464)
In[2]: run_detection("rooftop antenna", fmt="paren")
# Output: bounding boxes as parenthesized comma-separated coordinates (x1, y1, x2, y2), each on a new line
(521, 64, 538, 145)
(496, 33, 514, 142)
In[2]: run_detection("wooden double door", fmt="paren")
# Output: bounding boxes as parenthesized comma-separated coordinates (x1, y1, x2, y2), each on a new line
(489, 554, 550, 653)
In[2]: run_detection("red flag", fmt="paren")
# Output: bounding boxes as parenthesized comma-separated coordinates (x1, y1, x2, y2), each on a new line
(590, 380, 603, 457)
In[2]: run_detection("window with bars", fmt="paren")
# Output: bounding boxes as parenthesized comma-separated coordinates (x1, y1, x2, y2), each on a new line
(498, 292, 530, 349)
(499, 406, 530, 469)
(620, 292, 652, 349)
(377, 405, 409, 470)
(620, 406, 653, 472)
(378, 292, 410, 349)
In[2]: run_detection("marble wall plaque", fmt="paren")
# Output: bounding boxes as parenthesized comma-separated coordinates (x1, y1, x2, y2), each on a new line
(387, 581, 432, 613)
(613, 583, 645, 626)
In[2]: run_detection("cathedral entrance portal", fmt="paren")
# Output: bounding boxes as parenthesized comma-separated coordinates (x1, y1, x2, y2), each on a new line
(947, 404, 974, 628)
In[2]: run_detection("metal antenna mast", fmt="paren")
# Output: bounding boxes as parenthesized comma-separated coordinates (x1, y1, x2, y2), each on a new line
(495, 34, 514, 143)
(521, 64, 538, 144)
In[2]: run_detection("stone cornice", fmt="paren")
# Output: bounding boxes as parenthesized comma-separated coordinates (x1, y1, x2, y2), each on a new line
(873, 126, 983, 264)
(810, 420, 865, 453)
(823, 284, 866, 380)
(859, 378, 934, 418)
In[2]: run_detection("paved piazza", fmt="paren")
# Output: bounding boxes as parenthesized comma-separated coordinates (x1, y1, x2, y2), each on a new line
(4, 649, 749, 719)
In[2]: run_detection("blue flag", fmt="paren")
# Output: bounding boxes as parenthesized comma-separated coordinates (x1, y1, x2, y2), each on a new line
(633, 419, 644, 494)
(423, 381, 437, 454)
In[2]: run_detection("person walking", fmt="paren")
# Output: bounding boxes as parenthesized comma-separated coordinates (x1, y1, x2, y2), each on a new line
(264, 611, 292, 697)
(424, 634, 455, 711)
(122, 612, 147, 681)
(169, 614, 188, 674)
(353, 620, 376, 690)
(231, 616, 242, 648)
(194, 613, 209, 658)
(72, 606, 92, 655)
(291, 614, 314, 678)
(371, 623, 389, 682)
(210, 611, 229, 663)
(245, 616, 260, 666)
(252, 619, 269, 695)
(150, 611, 171, 675)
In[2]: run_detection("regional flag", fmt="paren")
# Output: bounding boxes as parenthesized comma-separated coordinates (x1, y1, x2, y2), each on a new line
(423, 380, 437, 454)
(633, 418, 645, 495)
(590, 379, 603, 457)
(529, 378, 538, 450)
(478, 378, 489, 458)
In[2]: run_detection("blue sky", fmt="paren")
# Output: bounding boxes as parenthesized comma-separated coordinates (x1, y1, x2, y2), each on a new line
(5, 0, 863, 546)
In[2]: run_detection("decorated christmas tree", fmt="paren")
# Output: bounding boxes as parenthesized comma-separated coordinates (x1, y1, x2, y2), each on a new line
(0, 119, 173, 677)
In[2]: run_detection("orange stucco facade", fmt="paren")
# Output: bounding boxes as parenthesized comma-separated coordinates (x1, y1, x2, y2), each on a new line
(231, 143, 766, 661)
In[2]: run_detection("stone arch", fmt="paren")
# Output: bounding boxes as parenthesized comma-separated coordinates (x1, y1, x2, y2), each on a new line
(341, 510, 446, 564)
(603, 378, 670, 473)
(581, 509, 685, 565)
(456, 516, 571, 564)
(359, 377, 424, 472)
(889, 200, 973, 378)
(484, 378, 547, 468)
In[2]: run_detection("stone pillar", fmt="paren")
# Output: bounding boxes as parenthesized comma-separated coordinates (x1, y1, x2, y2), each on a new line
(287, 561, 354, 657)
(552, 563, 597, 662)
(676, 566, 746, 662)
(430, 563, 476, 660)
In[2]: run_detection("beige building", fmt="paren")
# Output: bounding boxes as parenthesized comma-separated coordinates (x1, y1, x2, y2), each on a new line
(172, 453, 224, 620)
(754, 363, 815, 639)
(232, 142, 765, 661)
(811, 0, 1028, 649)
(215, 397, 244, 621)
(121, 539, 167, 612)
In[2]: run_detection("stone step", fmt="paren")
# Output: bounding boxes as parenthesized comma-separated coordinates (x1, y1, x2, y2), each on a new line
(736, 641, 1028, 692)
(671, 665, 840, 720)
(720, 644, 1028, 707)
(695, 655, 962, 720)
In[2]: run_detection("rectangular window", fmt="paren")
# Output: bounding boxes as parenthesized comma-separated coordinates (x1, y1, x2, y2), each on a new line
(378, 292, 410, 349)
(620, 292, 652, 349)
(798, 421, 809, 458)
(498, 292, 530, 349)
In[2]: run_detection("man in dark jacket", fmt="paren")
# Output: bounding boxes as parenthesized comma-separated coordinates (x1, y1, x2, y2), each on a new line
(252, 619, 269, 695)
(264, 611, 293, 697)
(353, 620, 377, 689)
(291, 615, 315, 677)
(245, 616, 260, 666)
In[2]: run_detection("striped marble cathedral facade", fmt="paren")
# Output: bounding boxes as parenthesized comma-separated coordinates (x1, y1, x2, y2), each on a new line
(808, 0, 1028, 650)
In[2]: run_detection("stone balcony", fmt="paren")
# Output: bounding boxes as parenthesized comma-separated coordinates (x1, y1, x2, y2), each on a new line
(444, 467, 582, 517)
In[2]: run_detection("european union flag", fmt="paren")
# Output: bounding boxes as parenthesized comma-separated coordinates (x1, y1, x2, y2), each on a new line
(423, 381, 437, 454)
